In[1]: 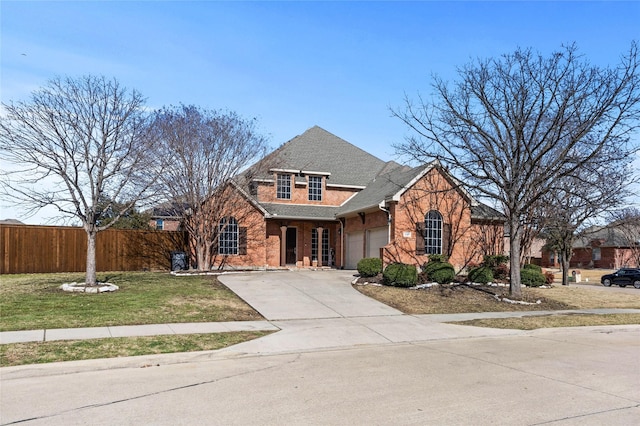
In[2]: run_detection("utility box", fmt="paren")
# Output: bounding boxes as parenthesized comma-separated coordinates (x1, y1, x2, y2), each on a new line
(572, 270, 581, 283)
(171, 251, 188, 271)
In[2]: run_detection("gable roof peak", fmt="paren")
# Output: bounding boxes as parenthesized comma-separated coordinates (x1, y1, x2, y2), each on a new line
(261, 126, 388, 187)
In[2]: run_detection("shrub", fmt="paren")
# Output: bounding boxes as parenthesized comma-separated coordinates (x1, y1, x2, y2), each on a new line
(492, 263, 509, 280)
(544, 271, 555, 285)
(468, 266, 494, 284)
(520, 268, 546, 287)
(483, 255, 509, 268)
(427, 254, 449, 263)
(522, 263, 542, 272)
(357, 257, 383, 278)
(383, 263, 418, 288)
(423, 259, 455, 284)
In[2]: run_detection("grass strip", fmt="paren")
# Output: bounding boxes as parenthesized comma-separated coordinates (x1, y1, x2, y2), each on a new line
(448, 313, 640, 330)
(0, 331, 272, 367)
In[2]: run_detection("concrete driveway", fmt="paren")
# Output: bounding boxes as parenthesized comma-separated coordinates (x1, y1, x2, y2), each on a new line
(218, 270, 520, 355)
(218, 269, 403, 320)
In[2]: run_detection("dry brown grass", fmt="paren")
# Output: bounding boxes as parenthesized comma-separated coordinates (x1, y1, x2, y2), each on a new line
(528, 285, 640, 309)
(543, 268, 615, 285)
(451, 313, 640, 330)
(355, 281, 640, 315)
(355, 284, 571, 314)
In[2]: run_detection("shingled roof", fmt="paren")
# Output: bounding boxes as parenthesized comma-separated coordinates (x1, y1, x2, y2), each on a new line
(239, 126, 504, 223)
(337, 163, 428, 216)
(337, 161, 505, 222)
(260, 203, 339, 221)
(254, 126, 389, 188)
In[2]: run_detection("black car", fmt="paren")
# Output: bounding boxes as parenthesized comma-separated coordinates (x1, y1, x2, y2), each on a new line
(600, 268, 640, 289)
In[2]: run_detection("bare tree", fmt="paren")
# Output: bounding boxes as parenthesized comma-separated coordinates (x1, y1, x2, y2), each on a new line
(543, 159, 632, 285)
(0, 76, 162, 285)
(608, 207, 640, 267)
(394, 43, 640, 297)
(150, 105, 270, 271)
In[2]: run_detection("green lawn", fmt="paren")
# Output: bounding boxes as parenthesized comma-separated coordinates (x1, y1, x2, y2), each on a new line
(0, 331, 272, 367)
(0, 272, 262, 331)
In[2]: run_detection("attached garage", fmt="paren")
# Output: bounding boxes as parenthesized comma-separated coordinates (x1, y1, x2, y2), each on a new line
(366, 227, 388, 259)
(345, 231, 364, 269)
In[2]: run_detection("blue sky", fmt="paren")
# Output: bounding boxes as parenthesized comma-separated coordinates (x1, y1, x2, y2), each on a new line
(1, 1, 639, 223)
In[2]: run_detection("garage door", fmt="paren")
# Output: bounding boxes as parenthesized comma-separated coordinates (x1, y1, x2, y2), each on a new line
(367, 227, 388, 259)
(345, 231, 364, 270)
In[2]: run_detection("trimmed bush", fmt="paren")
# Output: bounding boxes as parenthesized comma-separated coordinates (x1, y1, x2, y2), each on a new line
(520, 268, 546, 287)
(429, 263, 456, 284)
(357, 257, 383, 278)
(383, 263, 418, 288)
(468, 266, 494, 284)
(522, 263, 542, 273)
(423, 260, 455, 284)
(483, 255, 509, 268)
(427, 254, 449, 263)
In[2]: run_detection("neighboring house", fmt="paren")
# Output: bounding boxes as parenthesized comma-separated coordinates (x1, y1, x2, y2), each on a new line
(204, 126, 505, 271)
(147, 202, 183, 231)
(541, 224, 640, 269)
(0, 219, 24, 225)
(503, 229, 546, 265)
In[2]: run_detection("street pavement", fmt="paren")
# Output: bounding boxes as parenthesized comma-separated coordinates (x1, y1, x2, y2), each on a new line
(1, 270, 639, 425)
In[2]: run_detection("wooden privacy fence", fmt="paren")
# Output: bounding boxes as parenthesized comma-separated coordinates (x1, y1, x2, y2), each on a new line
(0, 224, 188, 274)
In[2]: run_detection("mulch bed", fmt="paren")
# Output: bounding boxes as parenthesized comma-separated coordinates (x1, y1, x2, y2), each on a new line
(353, 275, 572, 314)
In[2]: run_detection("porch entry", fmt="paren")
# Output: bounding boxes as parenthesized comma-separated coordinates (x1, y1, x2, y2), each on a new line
(286, 227, 297, 264)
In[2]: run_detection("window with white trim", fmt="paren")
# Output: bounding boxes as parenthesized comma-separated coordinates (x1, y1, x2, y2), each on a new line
(276, 174, 291, 199)
(308, 176, 322, 201)
(218, 217, 239, 255)
(155, 219, 164, 230)
(424, 210, 443, 255)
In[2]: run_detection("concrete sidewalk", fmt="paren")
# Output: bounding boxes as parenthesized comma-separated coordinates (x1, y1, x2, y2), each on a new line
(0, 321, 279, 345)
(3, 308, 639, 346)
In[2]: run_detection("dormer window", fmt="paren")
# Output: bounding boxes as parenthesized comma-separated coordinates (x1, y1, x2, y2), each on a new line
(308, 176, 322, 201)
(276, 174, 291, 199)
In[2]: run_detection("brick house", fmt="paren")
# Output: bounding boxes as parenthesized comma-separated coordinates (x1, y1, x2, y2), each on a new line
(147, 202, 183, 231)
(542, 224, 640, 269)
(179, 126, 505, 270)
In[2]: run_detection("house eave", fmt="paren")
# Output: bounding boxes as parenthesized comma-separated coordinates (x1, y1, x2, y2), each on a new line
(326, 183, 366, 190)
(471, 215, 506, 223)
(265, 214, 339, 222)
(337, 204, 385, 218)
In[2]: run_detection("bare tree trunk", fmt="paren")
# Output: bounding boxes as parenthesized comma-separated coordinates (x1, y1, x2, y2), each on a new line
(196, 244, 206, 271)
(509, 217, 522, 298)
(561, 253, 570, 286)
(196, 242, 212, 271)
(86, 230, 98, 286)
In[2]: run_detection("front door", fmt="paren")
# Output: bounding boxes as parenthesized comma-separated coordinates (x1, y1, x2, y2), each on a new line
(286, 227, 297, 264)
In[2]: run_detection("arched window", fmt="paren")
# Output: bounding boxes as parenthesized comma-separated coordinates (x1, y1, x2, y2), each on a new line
(218, 217, 239, 255)
(424, 210, 443, 255)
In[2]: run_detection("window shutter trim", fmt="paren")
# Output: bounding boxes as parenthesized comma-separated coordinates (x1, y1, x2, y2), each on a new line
(416, 222, 426, 255)
(239, 227, 247, 255)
